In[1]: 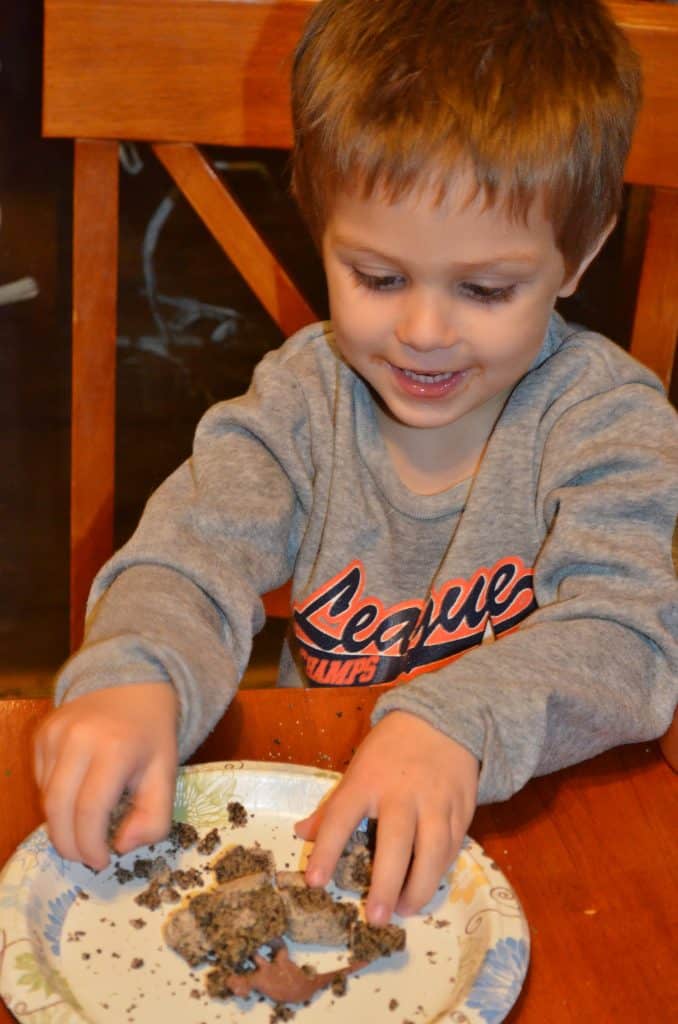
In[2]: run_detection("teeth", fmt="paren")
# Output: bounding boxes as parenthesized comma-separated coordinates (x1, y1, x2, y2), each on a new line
(401, 368, 454, 383)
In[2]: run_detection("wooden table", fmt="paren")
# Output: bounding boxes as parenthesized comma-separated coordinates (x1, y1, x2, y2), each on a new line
(1, 693, 676, 1021)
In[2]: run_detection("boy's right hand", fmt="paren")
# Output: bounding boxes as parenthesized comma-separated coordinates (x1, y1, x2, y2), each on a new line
(33, 683, 179, 871)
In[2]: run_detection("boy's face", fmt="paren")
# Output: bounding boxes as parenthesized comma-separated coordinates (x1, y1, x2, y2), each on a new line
(322, 174, 590, 464)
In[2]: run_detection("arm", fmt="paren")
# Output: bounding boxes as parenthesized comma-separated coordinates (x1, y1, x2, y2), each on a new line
(57, 346, 316, 753)
(35, 342, 317, 864)
(301, 376, 677, 921)
(372, 380, 678, 803)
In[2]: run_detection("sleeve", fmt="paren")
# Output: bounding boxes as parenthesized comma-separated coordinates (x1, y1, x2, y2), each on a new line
(372, 380, 678, 803)
(54, 346, 316, 761)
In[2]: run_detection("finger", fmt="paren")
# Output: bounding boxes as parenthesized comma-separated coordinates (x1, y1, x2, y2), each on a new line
(304, 788, 367, 888)
(41, 744, 96, 865)
(396, 815, 455, 916)
(71, 755, 138, 870)
(365, 802, 417, 926)
(115, 755, 177, 854)
(294, 805, 323, 840)
(33, 715, 65, 794)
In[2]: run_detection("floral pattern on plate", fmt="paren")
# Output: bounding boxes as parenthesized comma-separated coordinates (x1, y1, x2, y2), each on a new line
(0, 761, 529, 1023)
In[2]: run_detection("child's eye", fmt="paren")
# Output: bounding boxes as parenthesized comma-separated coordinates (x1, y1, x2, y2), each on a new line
(461, 282, 517, 304)
(351, 268, 405, 292)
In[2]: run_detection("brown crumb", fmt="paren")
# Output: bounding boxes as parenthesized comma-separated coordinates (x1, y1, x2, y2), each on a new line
(129, 918, 147, 929)
(212, 845, 273, 884)
(349, 922, 406, 962)
(389, 997, 399, 1010)
(131, 958, 144, 969)
(227, 801, 248, 828)
(168, 821, 200, 850)
(107, 790, 133, 847)
(270, 1003, 295, 1022)
(134, 877, 180, 911)
(330, 974, 347, 997)
(114, 866, 134, 885)
(196, 828, 221, 855)
(205, 966, 235, 1000)
(170, 868, 204, 890)
(133, 855, 169, 880)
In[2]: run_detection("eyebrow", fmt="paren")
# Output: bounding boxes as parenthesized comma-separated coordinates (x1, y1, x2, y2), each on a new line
(332, 238, 539, 270)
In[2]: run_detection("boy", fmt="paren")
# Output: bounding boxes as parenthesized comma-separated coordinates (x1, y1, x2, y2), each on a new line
(34, 0, 677, 928)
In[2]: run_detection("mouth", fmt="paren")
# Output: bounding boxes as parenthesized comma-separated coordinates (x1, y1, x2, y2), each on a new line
(389, 363, 469, 398)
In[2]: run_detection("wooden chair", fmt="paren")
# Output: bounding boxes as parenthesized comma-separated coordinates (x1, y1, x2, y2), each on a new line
(42, 0, 678, 648)
(41, 0, 678, 762)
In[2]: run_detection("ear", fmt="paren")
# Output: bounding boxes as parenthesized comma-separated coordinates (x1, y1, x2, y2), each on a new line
(557, 217, 617, 298)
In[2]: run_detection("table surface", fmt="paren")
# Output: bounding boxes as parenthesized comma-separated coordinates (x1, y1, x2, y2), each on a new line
(1, 694, 676, 1022)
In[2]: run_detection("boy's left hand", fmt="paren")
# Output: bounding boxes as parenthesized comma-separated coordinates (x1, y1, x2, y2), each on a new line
(295, 711, 479, 925)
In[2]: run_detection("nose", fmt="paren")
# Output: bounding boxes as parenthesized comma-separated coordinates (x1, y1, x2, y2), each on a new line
(395, 287, 456, 353)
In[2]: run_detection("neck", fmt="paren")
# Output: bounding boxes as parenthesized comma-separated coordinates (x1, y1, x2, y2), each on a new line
(375, 393, 508, 495)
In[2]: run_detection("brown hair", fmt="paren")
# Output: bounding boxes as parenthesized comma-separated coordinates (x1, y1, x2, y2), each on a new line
(291, 0, 642, 271)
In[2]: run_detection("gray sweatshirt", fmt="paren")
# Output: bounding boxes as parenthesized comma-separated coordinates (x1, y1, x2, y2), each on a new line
(55, 314, 678, 803)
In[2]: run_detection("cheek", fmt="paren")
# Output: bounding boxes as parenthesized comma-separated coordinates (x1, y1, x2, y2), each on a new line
(474, 312, 547, 379)
(331, 293, 384, 352)
(333, 316, 372, 360)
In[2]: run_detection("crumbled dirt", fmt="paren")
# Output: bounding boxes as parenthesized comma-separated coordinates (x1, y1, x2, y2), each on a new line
(212, 845, 273, 884)
(227, 801, 249, 828)
(348, 922, 406, 962)
(168, 822, 200, 850)
(196, 828, 221, 855)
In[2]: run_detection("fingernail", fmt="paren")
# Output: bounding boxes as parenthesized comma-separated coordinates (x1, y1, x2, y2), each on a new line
(368, 903, 389, 926)
(305, 866, 325, 887)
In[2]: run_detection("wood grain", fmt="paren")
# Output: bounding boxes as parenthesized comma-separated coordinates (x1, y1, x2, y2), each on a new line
(1, 693, 676, 1023)
(43, 0, 315, 148)
(43, 1, 678, 188)
(70, 140, 119, 650)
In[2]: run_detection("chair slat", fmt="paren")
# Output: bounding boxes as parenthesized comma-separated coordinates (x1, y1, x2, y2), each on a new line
(44, 2, 678, 188)
(154, 143, 316, 336)
(43, 0, 314, 147)
(71, 140, 119, 649)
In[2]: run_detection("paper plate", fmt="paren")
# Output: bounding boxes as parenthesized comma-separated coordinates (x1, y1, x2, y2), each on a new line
(0, 761, 529, 1023)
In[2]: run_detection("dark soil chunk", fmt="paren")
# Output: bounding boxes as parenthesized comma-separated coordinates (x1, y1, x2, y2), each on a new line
(196, 828, 221, 855)
(170, 868, 204, 890)
(227, 801, 249, 827)
(191, 884, 287, 969)
(169, 822, 200, 850)
(212, 845, 274, 884)
(348, 922, 406, 962)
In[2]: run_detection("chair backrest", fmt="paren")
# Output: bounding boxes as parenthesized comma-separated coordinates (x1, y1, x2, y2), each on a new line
(42, 0, 678, 652)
